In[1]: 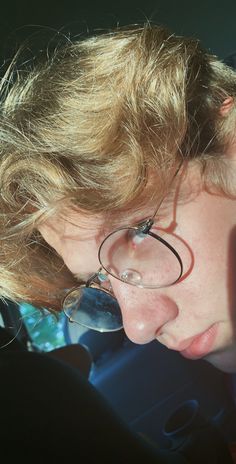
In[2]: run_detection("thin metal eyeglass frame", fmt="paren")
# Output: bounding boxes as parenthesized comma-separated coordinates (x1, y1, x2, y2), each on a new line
(62, 160, 184, 321)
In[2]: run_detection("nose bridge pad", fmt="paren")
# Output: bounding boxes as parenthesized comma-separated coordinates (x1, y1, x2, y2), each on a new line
(97, 269, 115, 295)
(120, 268, 143, 285)
(107, 280, 114, 294)
(107, 277, 117, 297)
(107, 275, 126, 303)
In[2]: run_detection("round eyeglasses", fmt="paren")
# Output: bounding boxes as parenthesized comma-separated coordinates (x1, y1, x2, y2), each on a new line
(62, 161, 184, 333)
(62, 218, 183, 332)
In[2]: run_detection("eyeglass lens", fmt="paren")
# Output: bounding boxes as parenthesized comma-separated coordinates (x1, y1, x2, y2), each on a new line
(99, 227, 182, 288)
(63, 286, 123, 332)
(63, 226, 182, 332)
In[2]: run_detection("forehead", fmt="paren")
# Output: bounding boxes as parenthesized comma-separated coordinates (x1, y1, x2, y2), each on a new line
(49, 162, 201, 240)
(57, 204, 156, 241)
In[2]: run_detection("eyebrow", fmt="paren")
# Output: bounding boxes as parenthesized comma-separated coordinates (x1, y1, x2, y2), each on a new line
(59, 189, 174, 242)
(107, 200, 173, 226)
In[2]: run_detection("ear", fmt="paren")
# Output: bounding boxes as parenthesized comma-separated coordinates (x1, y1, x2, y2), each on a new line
(220, 96, 234, 116)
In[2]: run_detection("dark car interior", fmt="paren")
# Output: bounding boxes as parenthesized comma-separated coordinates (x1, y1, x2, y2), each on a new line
(1, 297, 236, 462)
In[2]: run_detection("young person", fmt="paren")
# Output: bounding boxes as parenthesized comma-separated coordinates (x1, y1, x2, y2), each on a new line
(1, 22, 236, 374)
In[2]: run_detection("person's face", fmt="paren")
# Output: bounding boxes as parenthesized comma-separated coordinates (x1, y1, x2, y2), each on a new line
(39, 163, 236, 373)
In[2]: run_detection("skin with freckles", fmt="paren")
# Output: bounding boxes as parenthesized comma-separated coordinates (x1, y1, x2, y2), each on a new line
(39, 162, 236, 373)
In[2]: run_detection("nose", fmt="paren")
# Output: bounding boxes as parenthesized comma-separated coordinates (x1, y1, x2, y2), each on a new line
(110, 278, 179, 344)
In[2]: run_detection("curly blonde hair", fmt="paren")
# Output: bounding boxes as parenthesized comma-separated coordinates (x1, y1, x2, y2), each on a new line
(0, 23, 236, 310)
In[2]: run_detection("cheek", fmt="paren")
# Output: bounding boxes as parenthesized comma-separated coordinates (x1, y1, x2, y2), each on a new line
(179, 231, 226, 293)
(173, 205, 230, 284)
(175, 227, 232, 322)
(169, 219, 230, 321)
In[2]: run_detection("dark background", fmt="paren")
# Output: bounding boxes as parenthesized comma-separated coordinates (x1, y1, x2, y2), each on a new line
(0, 0, 236, 63)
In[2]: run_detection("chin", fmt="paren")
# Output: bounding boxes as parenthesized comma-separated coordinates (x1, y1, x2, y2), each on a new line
(204, 345, 236, 373)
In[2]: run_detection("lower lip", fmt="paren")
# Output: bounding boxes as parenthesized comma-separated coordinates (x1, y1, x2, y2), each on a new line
(180, 323, 219, 360)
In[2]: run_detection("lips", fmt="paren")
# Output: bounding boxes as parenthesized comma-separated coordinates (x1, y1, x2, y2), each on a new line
(180, 323, 219, 359)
